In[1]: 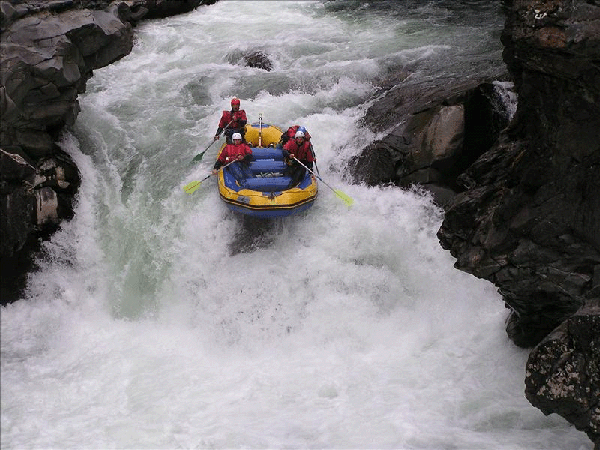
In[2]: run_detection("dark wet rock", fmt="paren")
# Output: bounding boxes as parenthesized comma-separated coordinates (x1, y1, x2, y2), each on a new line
(349, 78, 512, 207)
(438, 135, 600, 349)
(348, 1, 599, 443)
(0, 146, 81, 301)
(434, 0, 600, 444)
(242, 50, 273, 72)
(140, 0, 216, 20)
(1, 1, 112, 31)
(0, 6, 133, 295)
(0, 149, 36, 258)
(227, 49, 274, 72)
(437, 0, 600, 347)
(525, 298, 600, 447)
(0, 0, 218, 304)
(1, 8, 135, 156)
(0, 1, 216, 30)
(371, 66, 411, 95)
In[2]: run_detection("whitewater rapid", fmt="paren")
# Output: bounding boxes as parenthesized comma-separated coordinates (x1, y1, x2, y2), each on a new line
(1, 1, 592, 449)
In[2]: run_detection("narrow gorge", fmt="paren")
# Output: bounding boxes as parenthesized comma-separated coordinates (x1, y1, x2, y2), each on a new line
(1, 1, 598, 447)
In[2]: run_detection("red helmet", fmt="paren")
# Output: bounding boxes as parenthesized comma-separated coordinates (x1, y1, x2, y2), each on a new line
(231, 97, 241, 106)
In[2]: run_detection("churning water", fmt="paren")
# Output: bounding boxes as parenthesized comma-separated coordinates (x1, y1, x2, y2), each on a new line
(1, 1, 592, 448)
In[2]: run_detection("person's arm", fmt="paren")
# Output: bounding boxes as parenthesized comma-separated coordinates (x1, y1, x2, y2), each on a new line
(214, 113, 231, 139)
(215, 117, 225, 139)
(283, 141, 295, 158)
(234, 111, 247, 128)
(212, 154, 230, 174)
(214, 146, 231, 169)
(240, 145, 252, 163)
(214, 152, 227, 169)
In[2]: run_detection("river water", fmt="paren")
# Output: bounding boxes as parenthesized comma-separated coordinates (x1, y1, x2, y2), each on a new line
(1, 1, 592, 448)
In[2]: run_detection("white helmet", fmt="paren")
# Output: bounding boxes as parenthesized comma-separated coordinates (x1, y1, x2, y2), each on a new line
(232, 132, 242, 140)
(294, 130, 305, 138)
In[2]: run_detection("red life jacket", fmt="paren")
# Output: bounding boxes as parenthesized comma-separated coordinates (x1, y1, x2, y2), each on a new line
(218, 143, 252, 164)
(283, 139, 315, 162)
(219, 110, 247, 129)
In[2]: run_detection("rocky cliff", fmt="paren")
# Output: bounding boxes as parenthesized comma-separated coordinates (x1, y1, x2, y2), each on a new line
(438, 0, 600, 347)
(439, 1, 599, 444)
(0, 0, 214, 302)
(351, 0, 599, 446)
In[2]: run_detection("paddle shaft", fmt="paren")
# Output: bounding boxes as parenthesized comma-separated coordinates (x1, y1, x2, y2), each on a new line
(258, 113, 262, 148)
(292, 156, 353, 206)
(292, 157, 334, 194)
(213, 157, 241, 173)
(183, 159, 237, 194)
(191, 120, 234, 163)
(217, 119, 234, 140)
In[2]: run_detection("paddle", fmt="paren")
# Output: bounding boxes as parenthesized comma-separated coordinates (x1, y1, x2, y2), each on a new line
(258, 113, 263, 148)
(190, 120, 233, 163)
(183, 159, 236, 194)
(292, 157, 354, 207)
(183, 174, 211, 194)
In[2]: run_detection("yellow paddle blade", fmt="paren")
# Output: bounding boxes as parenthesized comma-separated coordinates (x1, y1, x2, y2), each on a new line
(334, 189, 354, 207)
(183, 180, 202, 194)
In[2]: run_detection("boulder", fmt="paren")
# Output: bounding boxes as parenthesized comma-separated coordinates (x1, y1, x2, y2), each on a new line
(226, 49, 274, 72)
(1, 8, 134, 155)
(0, 149, 36, 257)
(242, 50, 273, 71)
(525, 298, 600, 447)
(141, 0, 216, 20)
(349, 79, 512, 207)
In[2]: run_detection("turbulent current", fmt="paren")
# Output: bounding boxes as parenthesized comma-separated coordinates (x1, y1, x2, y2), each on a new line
(1, 1, 593, 449)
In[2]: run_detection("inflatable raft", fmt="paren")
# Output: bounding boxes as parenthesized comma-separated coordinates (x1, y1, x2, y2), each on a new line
(216, 121, 318, 219)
